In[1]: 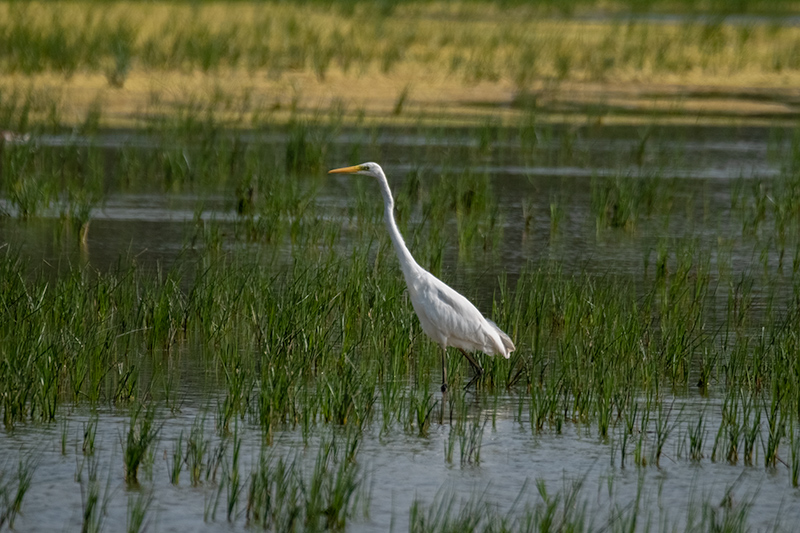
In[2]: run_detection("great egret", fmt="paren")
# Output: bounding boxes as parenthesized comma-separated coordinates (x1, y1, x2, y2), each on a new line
(328, 162, 515, 392)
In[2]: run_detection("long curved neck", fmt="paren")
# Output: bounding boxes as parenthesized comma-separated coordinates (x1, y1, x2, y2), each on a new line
(375, 169, 420, 278)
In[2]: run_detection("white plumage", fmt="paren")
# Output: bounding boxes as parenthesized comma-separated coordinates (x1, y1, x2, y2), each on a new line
(328, 162, 515, 391)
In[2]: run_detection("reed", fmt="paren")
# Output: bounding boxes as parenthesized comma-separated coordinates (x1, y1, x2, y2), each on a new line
(224, 422, 242, 522)
(126, 490, 153, 533)
(688, 415, 706, 462)
(2, 160, 800, 450)
(409, 478, 592, 532)
(79, 461, 112, 533)
(168, 430, 184, 485)
(2, 55, 800, 531)
(0, 2, 798, 130)
(187, 415, 209, 487)
(245, 430, 367, 531)
(82, 414, 98, 457)
(0, 456, 35, 529)
(123, 404, 160, 486)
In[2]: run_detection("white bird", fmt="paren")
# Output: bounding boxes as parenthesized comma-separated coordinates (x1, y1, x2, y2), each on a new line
(328, 162, 515, 392)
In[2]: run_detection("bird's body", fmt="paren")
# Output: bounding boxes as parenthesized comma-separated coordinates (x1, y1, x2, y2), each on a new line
(328, 162, 515, 391)
(404, 266, 514, 357)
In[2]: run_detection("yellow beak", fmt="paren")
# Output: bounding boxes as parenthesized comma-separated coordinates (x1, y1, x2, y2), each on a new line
(328, 165, 363, 174)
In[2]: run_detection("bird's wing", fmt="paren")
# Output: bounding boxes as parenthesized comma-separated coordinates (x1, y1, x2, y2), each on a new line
(412, 273, 508, 355)
(487, 318, 516, 355)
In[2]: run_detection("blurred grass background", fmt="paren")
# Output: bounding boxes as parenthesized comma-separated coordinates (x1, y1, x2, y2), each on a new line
(1, 0, 799, 130)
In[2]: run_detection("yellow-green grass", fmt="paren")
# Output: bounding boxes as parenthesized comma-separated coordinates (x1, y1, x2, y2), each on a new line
(2, 1, 800, 129)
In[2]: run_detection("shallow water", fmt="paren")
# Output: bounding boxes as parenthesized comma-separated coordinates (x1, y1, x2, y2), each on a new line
(1, 126, 789, 286)
(4, 390, 800, 531)
(1, 123, 799, 531)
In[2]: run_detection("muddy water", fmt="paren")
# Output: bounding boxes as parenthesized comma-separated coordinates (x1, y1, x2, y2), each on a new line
(1, 125, 798, 531)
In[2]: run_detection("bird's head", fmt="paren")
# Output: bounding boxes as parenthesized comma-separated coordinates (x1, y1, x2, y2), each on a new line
(328, 162, 383, 178)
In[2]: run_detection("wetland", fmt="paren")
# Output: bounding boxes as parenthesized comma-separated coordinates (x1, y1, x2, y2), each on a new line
(3, 1, 800, 532)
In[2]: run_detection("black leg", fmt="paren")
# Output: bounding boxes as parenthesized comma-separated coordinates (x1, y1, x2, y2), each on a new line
(441, 349, 448, 393)
(459, 348, 483, 390)
(458, 348, 483, 375)
(464, 372, 481, 390)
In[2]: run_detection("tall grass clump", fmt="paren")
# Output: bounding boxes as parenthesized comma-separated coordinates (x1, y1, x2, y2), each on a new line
(0, 213, 399, 429)
(246, 430, 368, 531)
(285, 119, 332, 176)
(2, 141, 53, 219)
(223, 422, 243, 522)
(409, 479, 591, 533)
(79, 454, 112, 533)
(0, 456, 36, 529)
(126, 490, 153, 533)
(123, 404, 160, 486)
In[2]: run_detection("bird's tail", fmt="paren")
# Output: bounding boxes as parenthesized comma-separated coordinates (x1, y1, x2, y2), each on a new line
(487, 319, 516, 358)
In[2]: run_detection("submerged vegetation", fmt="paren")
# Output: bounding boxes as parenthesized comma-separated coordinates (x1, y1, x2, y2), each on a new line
(2, 0, 800, 530)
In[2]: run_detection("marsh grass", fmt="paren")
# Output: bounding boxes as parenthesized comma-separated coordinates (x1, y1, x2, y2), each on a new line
(224, 422, 243, 521)
(80, 460, 112, 533)
(123, 404, 160, 486)
(3, 73, 800, 530)
(1, 3, 800, 131)
(168, 430, 184, 485)
(411, 472, 761, 533)
(0, 456, 35, 529)
(3, 141, 53, 219)
(126, 489, 153, 533)
(246, 430, 368, 531)
(688, 415, 706, 462)
(83, 414, 98, 457)
(3, 155, 800, 478)
(409, 478, 592, 533)
(187, 416, 209, 487)
(459, 416, 485, 466)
